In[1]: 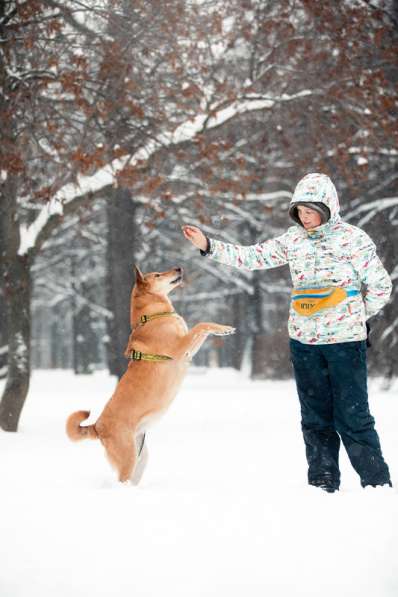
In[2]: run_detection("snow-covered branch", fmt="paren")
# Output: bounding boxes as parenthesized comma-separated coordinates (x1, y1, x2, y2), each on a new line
(380, 320, 398, 344)
(345, 196, 398, 226)
(18, 93, 292, 256)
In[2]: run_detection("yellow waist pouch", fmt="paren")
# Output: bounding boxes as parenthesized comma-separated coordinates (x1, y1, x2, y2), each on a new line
(291, 287, 359, 316)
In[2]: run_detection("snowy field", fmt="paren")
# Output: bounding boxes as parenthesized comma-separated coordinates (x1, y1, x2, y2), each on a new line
(1, 368, 398, 597)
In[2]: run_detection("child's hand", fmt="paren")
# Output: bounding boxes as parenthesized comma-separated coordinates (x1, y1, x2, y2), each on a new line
(182, 225, 208, 251)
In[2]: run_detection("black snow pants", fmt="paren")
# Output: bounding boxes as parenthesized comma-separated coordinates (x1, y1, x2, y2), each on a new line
(290, 339, 391, 489)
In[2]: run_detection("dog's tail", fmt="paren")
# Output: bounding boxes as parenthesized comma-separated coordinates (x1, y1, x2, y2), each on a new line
(66, 410, 98, 441)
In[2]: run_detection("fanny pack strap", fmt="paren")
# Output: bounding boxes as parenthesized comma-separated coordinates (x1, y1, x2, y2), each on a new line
(292, 288, 360, 300)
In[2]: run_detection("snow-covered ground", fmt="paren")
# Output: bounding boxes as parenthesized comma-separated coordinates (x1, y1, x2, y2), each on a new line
(1, 368, 397, 597)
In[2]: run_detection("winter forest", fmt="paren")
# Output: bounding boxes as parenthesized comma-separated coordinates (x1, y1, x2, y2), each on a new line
(1, 2, 398, 596)
(1, 0, 397, 432)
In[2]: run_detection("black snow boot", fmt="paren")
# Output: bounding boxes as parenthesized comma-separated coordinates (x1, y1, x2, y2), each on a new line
(310, 478, 339, 493)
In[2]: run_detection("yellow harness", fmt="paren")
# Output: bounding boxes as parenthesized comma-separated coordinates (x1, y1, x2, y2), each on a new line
(291, 287, 360, 316)
(127, 349, 172, 362)
(128, 311, 177, 362)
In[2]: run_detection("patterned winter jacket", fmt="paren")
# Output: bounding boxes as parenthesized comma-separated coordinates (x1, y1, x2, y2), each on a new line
(204, 173, 392, 345)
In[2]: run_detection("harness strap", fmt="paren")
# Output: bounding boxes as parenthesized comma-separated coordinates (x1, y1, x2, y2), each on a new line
(133, 311, 177, 330)
(128, 349, 173, 362)
(128, 311, 177, 363)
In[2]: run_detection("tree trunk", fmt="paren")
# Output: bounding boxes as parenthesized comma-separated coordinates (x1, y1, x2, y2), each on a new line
(0, 253, 31, 431)
(231, 292, 248, 371)
(0, 285, 8, 379)
(250, 278, 267, 380)
(105, 189, 138, 378)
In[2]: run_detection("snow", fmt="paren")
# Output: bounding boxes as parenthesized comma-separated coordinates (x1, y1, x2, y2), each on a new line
(18, 199, 64, 256)
(1, 368, 398, 597)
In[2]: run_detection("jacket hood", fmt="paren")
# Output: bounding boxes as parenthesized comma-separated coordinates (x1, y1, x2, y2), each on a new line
(290, 173, 340, 223)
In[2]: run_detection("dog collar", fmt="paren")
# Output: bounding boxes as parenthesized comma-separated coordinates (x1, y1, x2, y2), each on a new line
(127, 349, 173, 362)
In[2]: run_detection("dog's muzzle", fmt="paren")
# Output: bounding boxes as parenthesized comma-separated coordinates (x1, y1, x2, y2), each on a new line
(171, 276, 183, 285)
(171, 268, 183, 285)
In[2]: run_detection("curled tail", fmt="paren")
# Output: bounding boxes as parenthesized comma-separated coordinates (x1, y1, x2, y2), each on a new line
(66, 410, 98, 441)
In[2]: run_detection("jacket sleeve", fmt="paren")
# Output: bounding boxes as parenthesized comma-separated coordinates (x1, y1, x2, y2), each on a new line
(204, 233, 289, 271)
(350, 230, 392, 320)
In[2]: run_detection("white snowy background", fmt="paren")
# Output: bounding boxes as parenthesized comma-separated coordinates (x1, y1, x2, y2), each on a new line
(1, 368, 397, 597)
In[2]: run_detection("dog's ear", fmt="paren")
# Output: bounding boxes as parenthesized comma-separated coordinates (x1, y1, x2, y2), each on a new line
(134, 264, 145, 286)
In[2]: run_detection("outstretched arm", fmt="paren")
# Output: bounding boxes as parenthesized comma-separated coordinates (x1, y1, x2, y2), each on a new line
(182, 224, 289, 271)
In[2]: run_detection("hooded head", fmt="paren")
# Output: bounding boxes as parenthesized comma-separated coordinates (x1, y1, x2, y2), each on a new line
(289, 173, 340, 228)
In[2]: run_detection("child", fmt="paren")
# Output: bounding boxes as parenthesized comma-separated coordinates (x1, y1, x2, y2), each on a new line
(182, 173, 392, 492)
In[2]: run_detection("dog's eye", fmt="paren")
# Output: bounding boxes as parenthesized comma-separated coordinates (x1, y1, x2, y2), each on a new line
(154, 274, 160, 278)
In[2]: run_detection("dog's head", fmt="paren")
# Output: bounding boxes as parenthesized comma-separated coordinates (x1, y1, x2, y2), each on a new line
(133, 265, 183, 297)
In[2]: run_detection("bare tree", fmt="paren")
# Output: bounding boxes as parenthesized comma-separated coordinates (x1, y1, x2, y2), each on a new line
(1, 0, 397, 429)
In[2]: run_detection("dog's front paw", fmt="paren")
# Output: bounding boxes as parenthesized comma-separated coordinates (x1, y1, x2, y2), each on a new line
(212, 325, 236, 336)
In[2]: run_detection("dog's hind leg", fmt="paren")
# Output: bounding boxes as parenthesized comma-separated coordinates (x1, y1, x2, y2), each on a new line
(131, 433, 148, 485)
(102, 432, 137, 483)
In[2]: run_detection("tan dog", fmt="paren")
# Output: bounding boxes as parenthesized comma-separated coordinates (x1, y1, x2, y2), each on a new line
(66, 266, 235, 484)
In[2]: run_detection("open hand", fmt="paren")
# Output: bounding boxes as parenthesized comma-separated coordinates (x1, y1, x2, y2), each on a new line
(182, 225, 208, 251)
